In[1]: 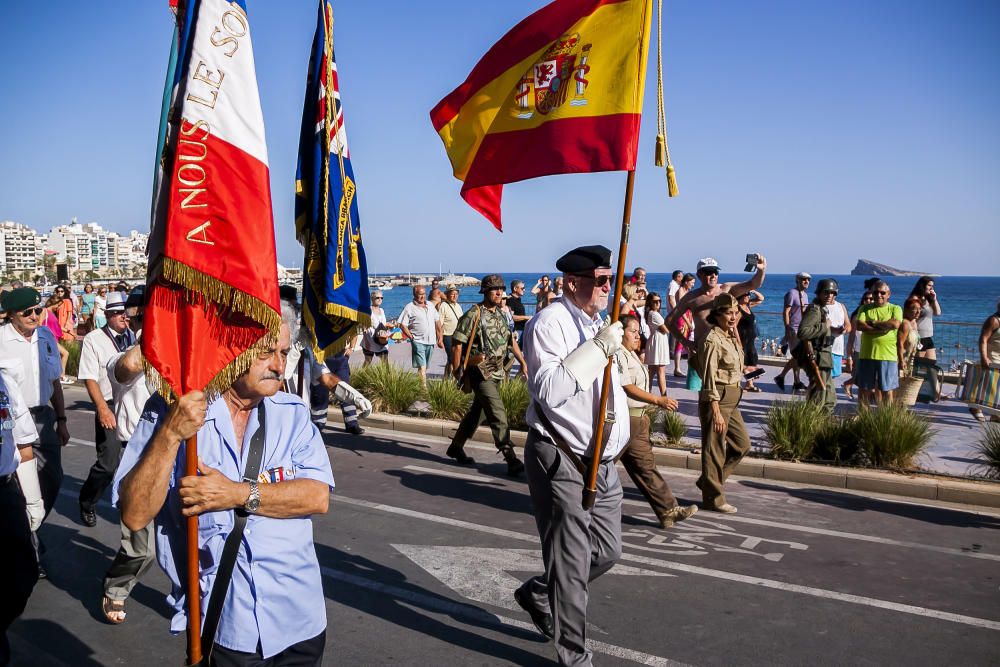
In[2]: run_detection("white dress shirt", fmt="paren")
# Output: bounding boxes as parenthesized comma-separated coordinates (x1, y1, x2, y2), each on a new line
(79, 326, 133, 401)
(106, 350, 153, 443)
(523, 297, 630, 459)
(0, 323, 62, 408)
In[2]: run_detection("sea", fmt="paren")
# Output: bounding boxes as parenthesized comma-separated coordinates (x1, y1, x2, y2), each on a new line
(377, 273, 1000, 370)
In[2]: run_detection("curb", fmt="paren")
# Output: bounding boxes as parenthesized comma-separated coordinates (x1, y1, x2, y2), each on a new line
(330, 411, 1000, 510)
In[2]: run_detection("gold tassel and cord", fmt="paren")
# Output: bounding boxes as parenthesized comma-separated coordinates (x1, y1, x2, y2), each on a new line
(654, 0, 678, 197)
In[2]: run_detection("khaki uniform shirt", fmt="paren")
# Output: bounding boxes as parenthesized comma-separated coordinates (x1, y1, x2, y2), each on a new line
(453, 305, 512, 381)
(615, 348, 650, 412)
(697, 326, 744, 402)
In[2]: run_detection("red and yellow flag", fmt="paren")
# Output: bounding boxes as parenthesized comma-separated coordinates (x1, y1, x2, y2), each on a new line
(431, 0, 653, 231)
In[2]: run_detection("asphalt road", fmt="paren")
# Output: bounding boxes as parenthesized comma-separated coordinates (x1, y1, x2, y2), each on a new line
(9, 385, 1000, 666)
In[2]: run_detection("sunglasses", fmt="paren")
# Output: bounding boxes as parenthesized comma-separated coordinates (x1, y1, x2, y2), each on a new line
(875, 290, 889, 295)
(374, 297, 383, 300)
(571, 273, 612, 287)
(20, 307, 44, 317)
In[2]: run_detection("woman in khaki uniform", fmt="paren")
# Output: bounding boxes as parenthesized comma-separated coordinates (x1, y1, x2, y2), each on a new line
(696, 293, 752, 513)
(617, 315, 698, 528)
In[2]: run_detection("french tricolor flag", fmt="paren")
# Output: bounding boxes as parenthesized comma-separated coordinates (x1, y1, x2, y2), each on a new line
(144, 0, 281, 398)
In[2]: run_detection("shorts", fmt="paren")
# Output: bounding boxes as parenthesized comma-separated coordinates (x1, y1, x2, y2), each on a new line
(686, 368, 702, 392)
(919, 336, 934, 351)
(363, 348, 388, 360)
(832, 354, 843, 378)
(411, 341, 435, 368)
(856, 359, 899, 391)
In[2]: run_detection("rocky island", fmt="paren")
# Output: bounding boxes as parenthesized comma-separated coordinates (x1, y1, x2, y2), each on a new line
(850, 259, 937, 277)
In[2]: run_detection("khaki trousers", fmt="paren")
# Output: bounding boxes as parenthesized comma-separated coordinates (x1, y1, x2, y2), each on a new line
(697, 385, 751, 509)
(620, 415, 677, 521)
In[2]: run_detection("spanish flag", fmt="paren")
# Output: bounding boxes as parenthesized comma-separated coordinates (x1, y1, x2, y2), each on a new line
(431, 0, 653, 231)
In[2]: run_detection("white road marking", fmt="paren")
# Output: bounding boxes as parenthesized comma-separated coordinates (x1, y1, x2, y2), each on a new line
(322, 566, 688, 666)
(335, 495, 1000, 632)
(671, 504, 1000, 563)
(403, 464, 505, 485)
(68, 437, 94, 447)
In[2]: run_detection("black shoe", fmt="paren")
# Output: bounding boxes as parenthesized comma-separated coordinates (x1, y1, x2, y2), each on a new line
(793, 381, 807, 392)
(502, 448, 525, 476)
(37, 562, 48, 580)
(774, 375, 786, 393)
(514, 587, 553, 640)
(345, 424, 365, 435)
(80, 505, 97, 527)
(446, 443, 476, 465)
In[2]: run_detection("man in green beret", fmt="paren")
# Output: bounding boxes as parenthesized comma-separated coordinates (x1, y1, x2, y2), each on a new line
(447, 274, 527, 476)
(0, 287, 71, 576)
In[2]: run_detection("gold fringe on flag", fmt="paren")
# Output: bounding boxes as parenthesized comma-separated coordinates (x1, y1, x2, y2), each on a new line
(160, 257, 281, 337)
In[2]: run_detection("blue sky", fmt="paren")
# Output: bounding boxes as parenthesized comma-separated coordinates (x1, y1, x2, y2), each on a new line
(1, 0, 998, 276)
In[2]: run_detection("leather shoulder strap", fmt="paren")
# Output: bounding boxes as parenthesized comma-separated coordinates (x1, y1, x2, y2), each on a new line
(199, 404, 267, 662)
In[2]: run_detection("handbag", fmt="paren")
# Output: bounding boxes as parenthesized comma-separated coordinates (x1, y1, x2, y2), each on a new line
(373, 324, 390, 347)
(194, 404, 267, 666)
(459, 306, 482, 394)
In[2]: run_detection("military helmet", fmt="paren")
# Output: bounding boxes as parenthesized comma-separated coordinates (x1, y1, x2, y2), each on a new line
(815, 278, 840, 295)
(480, 274, 505, 294)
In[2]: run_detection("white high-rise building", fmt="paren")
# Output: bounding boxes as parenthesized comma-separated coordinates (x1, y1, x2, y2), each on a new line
(0, 221, 42, 277)
(1, 219, 150, 280)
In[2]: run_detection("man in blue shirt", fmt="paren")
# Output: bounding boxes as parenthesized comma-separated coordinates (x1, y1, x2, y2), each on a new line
(113, 315, 334, 666)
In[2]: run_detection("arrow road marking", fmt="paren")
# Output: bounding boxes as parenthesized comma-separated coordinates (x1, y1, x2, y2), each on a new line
(335, 495, 1000, 632)
(322, 565, 689, 667)
(393, 544, 672, 612)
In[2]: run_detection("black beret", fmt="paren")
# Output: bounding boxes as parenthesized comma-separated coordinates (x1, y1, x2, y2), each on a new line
(278, 284, 299, 304)
(1, 287, 41, 313)
(555, 245, 612, 273)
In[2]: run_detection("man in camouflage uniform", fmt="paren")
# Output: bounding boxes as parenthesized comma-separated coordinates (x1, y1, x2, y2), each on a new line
(447, 274, 528, 476)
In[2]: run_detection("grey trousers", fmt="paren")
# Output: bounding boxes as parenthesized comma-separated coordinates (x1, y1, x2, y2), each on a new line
(30, 405, 63, 521)
(519, 432, 623, 667)
(103, 522, 156, 601)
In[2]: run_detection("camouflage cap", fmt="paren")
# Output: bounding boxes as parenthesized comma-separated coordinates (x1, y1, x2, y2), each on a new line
(480, 274, 505, 294)
(711, 292, 739, 312)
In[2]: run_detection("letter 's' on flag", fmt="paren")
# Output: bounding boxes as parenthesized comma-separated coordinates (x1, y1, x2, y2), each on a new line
(431, 0, 653, 231)
(144, 0, 280, 397)
(295, 0, 371, 359)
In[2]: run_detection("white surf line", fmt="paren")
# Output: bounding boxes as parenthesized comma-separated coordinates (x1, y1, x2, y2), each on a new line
(321, 567, 687, 666)
(334, 495, 1000, 632)
(403, 464, 506, 485)
(620, 497, 1000, 563)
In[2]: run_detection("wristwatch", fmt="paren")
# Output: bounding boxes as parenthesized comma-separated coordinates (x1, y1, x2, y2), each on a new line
(244, 481, 261, 513)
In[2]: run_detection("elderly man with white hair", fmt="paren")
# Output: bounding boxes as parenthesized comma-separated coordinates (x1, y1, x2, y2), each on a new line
(113, 304, 345, 665)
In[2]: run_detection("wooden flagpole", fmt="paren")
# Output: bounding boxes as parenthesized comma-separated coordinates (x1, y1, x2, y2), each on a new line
(582, 169, 635, 509)
(186, 432, 202, 664)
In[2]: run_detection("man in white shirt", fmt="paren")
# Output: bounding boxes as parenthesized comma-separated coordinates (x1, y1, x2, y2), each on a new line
(78, 292, 134, 528)
(514, 245, 628, 667)
(398, 285, 443, 389)
(99, 288, 153, 623)
(0, 288, 70, 536)
(0, 370, 42, 664)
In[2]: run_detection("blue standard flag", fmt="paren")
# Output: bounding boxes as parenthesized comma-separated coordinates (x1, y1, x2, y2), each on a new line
(295, 0, 370, 359)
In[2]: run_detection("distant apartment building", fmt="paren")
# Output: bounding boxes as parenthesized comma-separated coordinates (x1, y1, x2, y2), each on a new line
(1, 219, 148, 279)
(0, 221, 42, 276)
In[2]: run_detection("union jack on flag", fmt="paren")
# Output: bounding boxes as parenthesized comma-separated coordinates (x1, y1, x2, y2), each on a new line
(295, 0, 370, 361)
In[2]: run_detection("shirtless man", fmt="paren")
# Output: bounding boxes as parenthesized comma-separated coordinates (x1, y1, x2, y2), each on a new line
(665, 256, 767, 391)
